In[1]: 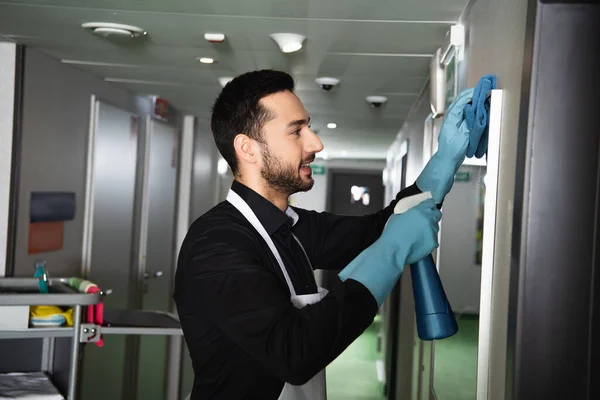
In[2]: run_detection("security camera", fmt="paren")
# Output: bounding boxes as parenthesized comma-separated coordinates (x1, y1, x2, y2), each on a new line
(315, 77, 340, 91)
(366, 95, 388, 108)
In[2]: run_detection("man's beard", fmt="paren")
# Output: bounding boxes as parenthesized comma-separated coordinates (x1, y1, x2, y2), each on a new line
(260, 144, 314, 196)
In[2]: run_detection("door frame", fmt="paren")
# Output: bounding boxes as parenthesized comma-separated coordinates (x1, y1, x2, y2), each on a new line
(80, 96, 142, 399)
(130, 116, 181, 400)
(386, 147, 408, 400)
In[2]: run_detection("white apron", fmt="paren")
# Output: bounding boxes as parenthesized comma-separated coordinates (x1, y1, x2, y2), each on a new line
(227, 190, 328, 400)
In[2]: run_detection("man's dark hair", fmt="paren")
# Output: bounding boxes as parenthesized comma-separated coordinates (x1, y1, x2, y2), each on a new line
(211, 69, 295, 176)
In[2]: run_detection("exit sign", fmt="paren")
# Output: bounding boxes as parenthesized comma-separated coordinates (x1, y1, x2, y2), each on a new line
(455, 171, 471, 182)
(311, 165, 326, 175)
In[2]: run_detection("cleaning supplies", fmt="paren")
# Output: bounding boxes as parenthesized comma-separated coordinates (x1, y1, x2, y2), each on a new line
(416, 88, 475, 203)
(65, 278, 104, 347)
(34, 261, 49, 294)
(417, 75, 497, 204)
(391, 193, 458, 340)
(410, 75, 497, 340)
(464, 74, 497, 158)
(30, 305, 73, 327)
(338, 194, 441, 307)
(0, 372, 65, 400)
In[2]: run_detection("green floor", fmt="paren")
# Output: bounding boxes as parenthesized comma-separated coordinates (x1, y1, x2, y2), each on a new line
(326, 315, 479, 400)
(326, 322, 384, 400)
(432, 315, 479, 400)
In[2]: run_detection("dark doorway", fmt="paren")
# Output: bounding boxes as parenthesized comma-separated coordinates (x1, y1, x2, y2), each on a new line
(321, 169, 385, 295)
(327, 171, 385, 216)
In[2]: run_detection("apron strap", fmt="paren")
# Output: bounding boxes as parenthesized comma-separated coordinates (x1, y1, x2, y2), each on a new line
(226, 190, 297, 297)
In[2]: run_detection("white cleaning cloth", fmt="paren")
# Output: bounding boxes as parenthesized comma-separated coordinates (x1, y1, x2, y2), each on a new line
(0, 372, 64, 399)
(393, 191, 433, 214)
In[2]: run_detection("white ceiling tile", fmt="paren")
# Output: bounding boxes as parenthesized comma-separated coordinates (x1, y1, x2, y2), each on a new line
(0, 0, 469, 158)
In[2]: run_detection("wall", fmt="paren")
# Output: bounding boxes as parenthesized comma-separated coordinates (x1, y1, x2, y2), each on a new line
(438, 164, 485, 314)
(189, 117, 220, 220)
(0, 42, 16, 276)
(290, 158, 385, 212)
(459, 1, 529, 398)
(10, 48, 150, 277)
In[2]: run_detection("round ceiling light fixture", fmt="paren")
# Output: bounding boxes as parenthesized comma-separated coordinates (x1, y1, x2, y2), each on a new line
(82, 22, 146, 38)
(198, 57, 215, 64)
(205, 33, 226, 43)
(269, 33, 306, 53)
(327, 123, 337, 129)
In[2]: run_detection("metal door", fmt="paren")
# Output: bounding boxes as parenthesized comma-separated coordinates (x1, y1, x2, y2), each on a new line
(80, 99, 139, 400)
(135, 118, 178, 400)
(507, 3, 600, 399)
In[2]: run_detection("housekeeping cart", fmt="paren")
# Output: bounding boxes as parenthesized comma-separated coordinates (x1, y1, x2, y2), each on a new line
(0, 277, 183, 399)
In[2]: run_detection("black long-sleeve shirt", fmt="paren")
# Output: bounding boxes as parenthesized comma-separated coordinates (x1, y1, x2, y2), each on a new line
(173, 180, 420, 399)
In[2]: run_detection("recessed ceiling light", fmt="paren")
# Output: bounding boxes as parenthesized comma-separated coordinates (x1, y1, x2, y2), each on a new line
(198, 57, 215, 64)
(205, 33, 226, 43)
(218, 77, 234, 87)
(327, 123, 337, 129)
(269, 33, 305, 53)
(82, 22, 146, 38)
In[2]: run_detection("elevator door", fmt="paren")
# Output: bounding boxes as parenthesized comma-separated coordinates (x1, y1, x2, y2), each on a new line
(136, 119, 178, 400)
(81, 100, 139, 400)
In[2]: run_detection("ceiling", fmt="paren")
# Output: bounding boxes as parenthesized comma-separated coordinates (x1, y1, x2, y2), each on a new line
(0, 0, 468, 159)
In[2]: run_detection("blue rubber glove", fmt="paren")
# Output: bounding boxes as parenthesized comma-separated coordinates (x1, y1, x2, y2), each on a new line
(416, 88, 474, 203)
(338, 198, 441, 306)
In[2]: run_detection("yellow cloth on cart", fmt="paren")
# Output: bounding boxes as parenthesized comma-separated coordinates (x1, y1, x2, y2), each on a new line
(30, 305, 73, 327)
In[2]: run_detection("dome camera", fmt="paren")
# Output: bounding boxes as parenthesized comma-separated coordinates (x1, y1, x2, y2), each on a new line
(366, 95, 388, 108)
(315, 77, 340, 92)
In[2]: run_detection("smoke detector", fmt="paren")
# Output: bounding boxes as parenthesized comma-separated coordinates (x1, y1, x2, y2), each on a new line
(82, 22, 146, 38)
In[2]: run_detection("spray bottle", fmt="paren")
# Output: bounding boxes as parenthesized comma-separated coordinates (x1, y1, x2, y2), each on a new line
(394, 192, 458, 340)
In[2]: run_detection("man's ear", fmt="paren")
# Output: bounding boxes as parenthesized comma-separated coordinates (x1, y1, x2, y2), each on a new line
(233, 134, 259, 165)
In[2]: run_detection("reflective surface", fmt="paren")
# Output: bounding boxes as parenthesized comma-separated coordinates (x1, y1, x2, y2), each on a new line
(81, 101, 138, 400)
(136, 119, 178, 400)
(433, 164, 486, 400)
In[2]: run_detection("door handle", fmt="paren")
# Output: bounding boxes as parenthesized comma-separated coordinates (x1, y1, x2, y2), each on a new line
(144, 271, 163, 280)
